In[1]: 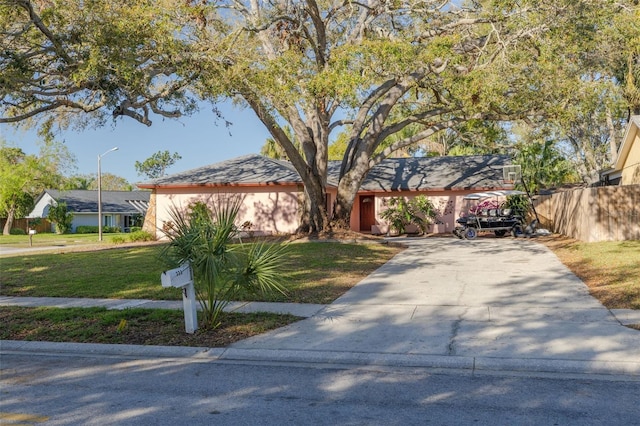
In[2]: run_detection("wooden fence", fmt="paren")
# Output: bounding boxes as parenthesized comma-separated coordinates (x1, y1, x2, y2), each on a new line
(534, 185, 640, 242)
(0, 218, 52, 234)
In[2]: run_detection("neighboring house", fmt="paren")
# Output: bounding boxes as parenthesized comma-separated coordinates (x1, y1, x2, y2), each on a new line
(534, 116, 640, 242)
(28, 190, 150, 233)
(138, 154, 514, 238)
(601, 115, 640, 186)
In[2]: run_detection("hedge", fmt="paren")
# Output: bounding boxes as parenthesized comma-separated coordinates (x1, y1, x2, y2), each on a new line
(75, 226, 121, 234)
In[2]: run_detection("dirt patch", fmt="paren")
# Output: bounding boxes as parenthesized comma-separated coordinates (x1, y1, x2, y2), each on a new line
(287, 229, 386, 242)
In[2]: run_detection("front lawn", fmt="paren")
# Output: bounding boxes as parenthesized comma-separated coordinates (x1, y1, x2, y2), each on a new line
(0, 239, 402, 347)
(539, 236, 640, 310)
(0, 241, 403, 304)
(0, 306, 301, 347)
(2, 234, 637, 347)
(0, 232, 131, 247)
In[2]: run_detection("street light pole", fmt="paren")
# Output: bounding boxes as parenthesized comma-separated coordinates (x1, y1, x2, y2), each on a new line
(98, 147, 119, 242)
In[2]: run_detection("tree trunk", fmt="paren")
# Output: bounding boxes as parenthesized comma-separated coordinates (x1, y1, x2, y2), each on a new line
(332, 155, 371, 231)
(3, 205, 16, 235)
(296, 169, 330, 234)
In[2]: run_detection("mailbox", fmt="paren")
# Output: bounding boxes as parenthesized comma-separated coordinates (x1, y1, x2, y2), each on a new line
(28, 229, 37, 247)
(160, 263, 198, 334)
(161, 263, 193, 288)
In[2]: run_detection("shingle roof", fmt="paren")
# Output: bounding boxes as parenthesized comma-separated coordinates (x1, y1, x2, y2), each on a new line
(145, 154, 303, 186)
(357, 155, 511, 191)
(141, 154, 511, 191)
(45, 190, 150, 213)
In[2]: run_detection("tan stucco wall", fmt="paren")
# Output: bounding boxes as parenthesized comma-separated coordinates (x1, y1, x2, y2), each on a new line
(621, 129, 640, 185)
(354, 191, 483, 235)
(148, 186, 511, 237)
(151, 186, 302, 239)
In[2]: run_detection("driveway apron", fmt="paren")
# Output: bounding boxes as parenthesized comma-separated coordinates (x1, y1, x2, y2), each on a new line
(231, 238, 640, 368)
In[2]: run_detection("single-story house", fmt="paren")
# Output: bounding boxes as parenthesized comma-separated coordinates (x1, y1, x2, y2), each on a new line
(601, 115, 640, 185)
(28, 190, 150, 233)
(137, 154, 514, 238)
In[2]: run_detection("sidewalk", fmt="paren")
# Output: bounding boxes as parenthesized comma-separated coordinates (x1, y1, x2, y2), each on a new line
(0, 296, 325, 318)
(2, 237, 640, 377)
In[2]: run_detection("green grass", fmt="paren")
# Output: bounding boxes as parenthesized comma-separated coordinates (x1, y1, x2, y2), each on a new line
(0, 306, 301, 347)
(0, 245, 176, 300)
(237, 242, 402, 303)
(0, 240, 401, 347)
(0, 242, 402, 304)
(541, 237, 640, 309)
(0, 232, 131, 247)
(3, 234, 637, 347)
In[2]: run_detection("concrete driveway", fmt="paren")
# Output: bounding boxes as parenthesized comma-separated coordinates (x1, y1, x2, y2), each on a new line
(231, 237, 640, 375)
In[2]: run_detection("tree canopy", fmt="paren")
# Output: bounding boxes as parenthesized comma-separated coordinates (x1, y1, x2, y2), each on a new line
(135, 150, 182, 179)
(0, 0, 201, 128)
(2, 0, 639, 232)
(0, 138, 72, 234)
(190, 0, 639, 230)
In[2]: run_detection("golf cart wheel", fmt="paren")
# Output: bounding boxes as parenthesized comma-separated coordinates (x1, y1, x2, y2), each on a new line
(464, 227, 477, 240)
(494, 230, 507, 237)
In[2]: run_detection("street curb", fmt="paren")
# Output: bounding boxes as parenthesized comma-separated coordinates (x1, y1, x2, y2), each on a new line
(3, 340, 639, 378)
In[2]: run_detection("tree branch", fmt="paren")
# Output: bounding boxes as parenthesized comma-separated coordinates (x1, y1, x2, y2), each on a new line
(370, 116, 472, 167)
(15, 0, 73, 64)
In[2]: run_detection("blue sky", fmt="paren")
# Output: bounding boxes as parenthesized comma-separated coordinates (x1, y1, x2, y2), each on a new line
(0, 101, 272, 186)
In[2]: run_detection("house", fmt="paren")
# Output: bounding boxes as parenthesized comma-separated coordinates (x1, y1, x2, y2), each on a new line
(138, 154, 514, 238)
(601, 115, 640, 185)
(28, 190, 150, 233)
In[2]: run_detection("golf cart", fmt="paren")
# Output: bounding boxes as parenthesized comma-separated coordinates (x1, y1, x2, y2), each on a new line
(453, 190, 537, 239)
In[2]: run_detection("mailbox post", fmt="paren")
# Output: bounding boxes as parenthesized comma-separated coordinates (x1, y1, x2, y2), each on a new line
(161, 263, 198, 334)
(28, 229, 36, 247)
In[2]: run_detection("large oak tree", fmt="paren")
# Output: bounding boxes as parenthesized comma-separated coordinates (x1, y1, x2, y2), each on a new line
(194, 0, 628, 231)
(2, 0, 638, 232)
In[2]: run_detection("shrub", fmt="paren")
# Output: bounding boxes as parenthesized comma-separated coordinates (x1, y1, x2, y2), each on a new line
(160, 199, 288, 329)
(504, 195, 531, 218)
(128, 230, 155, 242)
(111, 235, 127, 244)
(129, 226, 142, 233)
(47, 202, 74, 234)
(9, 228, 26, 235)
(76, 226, 99, 234)
(76, 226, 120, 234)
(380, 195, 438, 235)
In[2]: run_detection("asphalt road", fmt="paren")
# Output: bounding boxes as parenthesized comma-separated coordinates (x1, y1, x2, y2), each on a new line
(1, 351, 638, 426)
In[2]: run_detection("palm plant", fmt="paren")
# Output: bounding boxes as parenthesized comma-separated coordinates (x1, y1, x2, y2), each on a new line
(380, 196, 437, 235)
(160, 198, 288, 329)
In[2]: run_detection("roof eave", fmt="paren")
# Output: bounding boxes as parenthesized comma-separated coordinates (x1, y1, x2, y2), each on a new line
(137, 181, 304, 190)
(359, 185, 513, 193)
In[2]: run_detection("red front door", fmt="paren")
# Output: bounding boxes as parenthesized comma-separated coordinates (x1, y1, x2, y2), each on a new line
(359, 196, 375, 232)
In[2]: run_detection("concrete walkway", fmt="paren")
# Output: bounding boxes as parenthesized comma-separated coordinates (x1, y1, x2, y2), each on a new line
(2, 237, 640, 377)
(0, 296, 325, 318)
